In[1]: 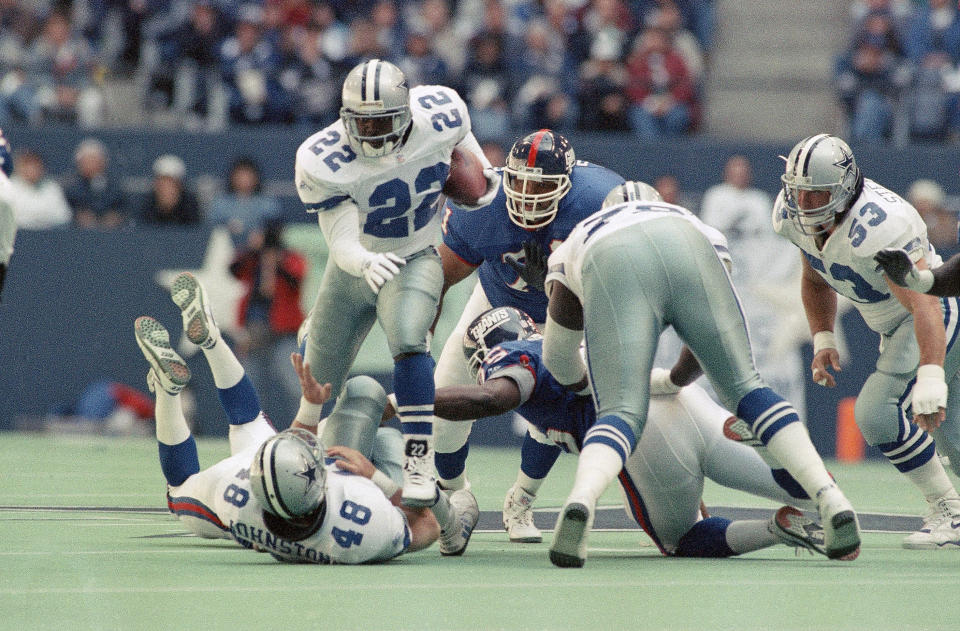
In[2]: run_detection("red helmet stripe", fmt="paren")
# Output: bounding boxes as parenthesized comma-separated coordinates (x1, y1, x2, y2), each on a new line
(526, 129, 550, 168)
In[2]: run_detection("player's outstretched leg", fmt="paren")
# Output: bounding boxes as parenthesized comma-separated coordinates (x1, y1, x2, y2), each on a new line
(170, 272, 219, 349)
(394, 352, 438, 506)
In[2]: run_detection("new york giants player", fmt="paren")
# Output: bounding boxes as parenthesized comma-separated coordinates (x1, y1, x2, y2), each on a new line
(431, 130, 624, 536)
(542, 182, 861, 566)
(135, 272, 479, 563)
(390, 306, 830, 557)
(775, 134, 960, 550)
(0, 128, 15, 303)
(292, 60, 495, 508)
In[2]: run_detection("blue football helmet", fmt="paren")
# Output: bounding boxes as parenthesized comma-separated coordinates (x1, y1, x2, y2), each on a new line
(503, 129, 575, 229)
(463, 306, 541, 380)
(340, 59, 411, 158)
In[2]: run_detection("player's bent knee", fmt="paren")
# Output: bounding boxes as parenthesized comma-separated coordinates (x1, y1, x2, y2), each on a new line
(342, 375, 388, 408)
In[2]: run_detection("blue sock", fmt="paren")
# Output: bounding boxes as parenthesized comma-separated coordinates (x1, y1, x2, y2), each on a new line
(394, 353, 435, 437)
(674, 517, 735, 558)
(158, 437, 200, 487)
(772, 469, 810, 500)
(218, 375, 262, 425)
(435, 443, 469, 480)
(736, 387, 799, 444)
(878, 421, 936, 472)
(520, 432, 561, 479)
(582, 414, 637, 464)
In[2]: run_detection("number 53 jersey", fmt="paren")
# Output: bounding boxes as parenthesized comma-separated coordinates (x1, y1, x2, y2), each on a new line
(772, 178, 940, 335)
(167, 447, 410, 564)
(295, 84, 471, 258)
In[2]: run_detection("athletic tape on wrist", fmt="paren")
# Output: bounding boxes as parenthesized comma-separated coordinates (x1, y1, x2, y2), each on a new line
(812, 331, 837, 356)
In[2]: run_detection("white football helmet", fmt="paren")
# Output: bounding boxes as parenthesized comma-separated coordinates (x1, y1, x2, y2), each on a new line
(250, 428, 328, 541)
(340, 59, 411, 158)
(780, 134, 862, 236)
(601, 181, 662, 209)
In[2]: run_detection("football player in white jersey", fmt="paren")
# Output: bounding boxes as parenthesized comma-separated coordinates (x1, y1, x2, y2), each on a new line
(0, 129, 16, 302)
(134, 272, 479, 563)
(775, 134, 960, 550)
(541, 182, 860, 566)
(292, 59, 495, 508)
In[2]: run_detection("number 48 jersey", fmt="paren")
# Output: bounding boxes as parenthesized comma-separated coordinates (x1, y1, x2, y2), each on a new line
(772, 178, 941, 334)
(167, 447, 409, 564)
(295, 85, 472, 258)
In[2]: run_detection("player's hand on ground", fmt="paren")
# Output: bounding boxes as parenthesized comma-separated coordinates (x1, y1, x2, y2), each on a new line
(290, 353, 333, 405)
(327, 445, 376, 478)
(875, 248, 934, 292)
(504, 240, 548, 291)
(362, 252, 406, 294)
(912, 365, 947, 431)
(811, 348, 841, 388)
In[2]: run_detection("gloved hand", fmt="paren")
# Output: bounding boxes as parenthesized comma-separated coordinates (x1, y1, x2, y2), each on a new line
(361, 252, 406, 294)
(505, 240, 548, 291)
(874, 248, 933, 293)
(912, 364, 947, 431)
(650, 367, 682, 395)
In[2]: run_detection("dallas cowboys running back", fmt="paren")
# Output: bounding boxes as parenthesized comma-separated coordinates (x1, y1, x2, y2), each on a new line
(431, 130, 624, 504)
(292, 59, 495, 507)
(774, 133, 960, 550)
(135, 272, 478, 563)
(541, 183, 860, 566)
(422, 306, 829, 557)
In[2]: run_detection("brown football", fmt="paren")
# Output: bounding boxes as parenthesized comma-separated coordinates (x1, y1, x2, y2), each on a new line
(442, 147, 487, 206)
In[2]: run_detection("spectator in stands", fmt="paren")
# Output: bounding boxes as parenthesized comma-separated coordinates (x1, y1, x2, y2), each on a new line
(228, 220, 307, 428)
(514, 20, 576, 131)
(577, 32, 630, 131)
(579, 0, 634, 70)
(834, 33, 907, 141)
(903, 0, 960, 140)
(310, 1, 350, 64)
(277, 24, 340, 127)
(461, 31, 513, 138)
(397, 29, 450, 88)
(411, 0, 466, 76)
(139, 154, 201, 226)
(371, 0, 405, 61)
(207, 156, 281, 246)
(220, 4, 291, 125)
(22, 11, 104, 127)
(8, 148, 71, 230)
(644, 1, 705, 89)
(65, 138, 128, 229)
(907, 178, 959, 259)
(342, 17, 390, 68)
(625, 26, 697, 138)
(654, 173, 697, 210)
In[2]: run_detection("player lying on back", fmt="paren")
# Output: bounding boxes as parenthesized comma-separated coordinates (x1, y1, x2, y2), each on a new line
(135, 272, 478, 563)
(387, 306, 830, 558)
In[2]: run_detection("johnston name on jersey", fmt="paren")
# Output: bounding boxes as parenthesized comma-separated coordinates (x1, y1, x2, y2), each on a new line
(773, 178, 941, 334)
(441, 162, 624, 322)
(546, 200, 732, 300)
(295, 85, 471, 257)
(167, 447, 410, 564)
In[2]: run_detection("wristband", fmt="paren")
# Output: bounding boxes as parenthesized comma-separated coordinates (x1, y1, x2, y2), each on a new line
(917, 364, 945, 382)
(292, 397, 325, 427)
(812, 331, 837, 356)
(371, 470, 401, 498)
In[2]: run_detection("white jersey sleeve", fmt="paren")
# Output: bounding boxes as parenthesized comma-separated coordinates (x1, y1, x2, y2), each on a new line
(168, 450, 409, 564)
(294, 85, 471, 258)
(774, 179, 937, 333)
(0, 173, 16, 265)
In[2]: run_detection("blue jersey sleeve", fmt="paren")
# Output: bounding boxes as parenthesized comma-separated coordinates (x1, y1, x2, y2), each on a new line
(441, 203, 485, 266)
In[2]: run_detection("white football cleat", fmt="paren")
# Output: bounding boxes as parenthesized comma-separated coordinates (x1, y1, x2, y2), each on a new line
(503, 484, 542, 543)
(134, 316, 190, 395)
(439, 488, 480, 556)
(401, 438, 437, 507)
(903, 494, 960, 550)
(816, 484, 861, 560)
(549, 497, 595, 568)
(769, 506, 826, 556)
(170, 272, 218, 349)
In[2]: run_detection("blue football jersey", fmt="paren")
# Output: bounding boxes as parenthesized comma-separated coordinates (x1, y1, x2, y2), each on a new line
(442, 161, 624, 322)
(480, 338, 594, 452)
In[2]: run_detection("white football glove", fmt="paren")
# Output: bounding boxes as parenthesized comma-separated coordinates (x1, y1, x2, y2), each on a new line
(456, 167, 501, 210)
(912, 364, 947, 415)
(361, 252, 406, 294)
(650, 367, 682, 395)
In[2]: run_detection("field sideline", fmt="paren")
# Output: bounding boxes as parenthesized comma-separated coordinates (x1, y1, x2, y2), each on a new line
(2, 433, 958, 631)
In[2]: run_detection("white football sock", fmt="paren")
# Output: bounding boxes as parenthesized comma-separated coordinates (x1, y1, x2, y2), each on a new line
(725, 519, 778, 554)
(202, 340, 245, 389)
(154, 389, 191, 446)
(568, 442, 623, 504)
(764, 423, 834, 498)
(516, 470, 545, 496)
(438, 472, 468, 491)
(903, 456, 957, 502)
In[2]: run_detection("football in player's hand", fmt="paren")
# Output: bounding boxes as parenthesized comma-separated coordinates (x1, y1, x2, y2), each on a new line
(443, 148, 487, 206)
